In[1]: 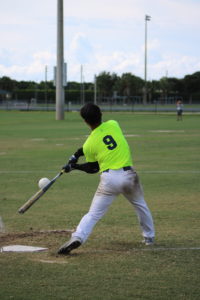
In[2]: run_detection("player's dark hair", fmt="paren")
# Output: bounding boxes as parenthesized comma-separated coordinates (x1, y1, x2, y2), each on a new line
(80, 103, 102, 125)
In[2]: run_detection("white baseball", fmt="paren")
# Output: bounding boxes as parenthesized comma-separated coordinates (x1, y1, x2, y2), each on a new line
(38, 177, 50, 189)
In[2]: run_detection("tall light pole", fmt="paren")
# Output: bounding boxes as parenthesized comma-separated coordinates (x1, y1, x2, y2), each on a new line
(45, 65, 48, 109)
(56, 0, 65, 120)
(80, 65, 85, 105)
(94, 74, 97, 104)
(143, 14, 151, 105)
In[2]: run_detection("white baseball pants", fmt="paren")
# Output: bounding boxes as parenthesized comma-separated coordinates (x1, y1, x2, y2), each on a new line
(72, 168, 155, 243)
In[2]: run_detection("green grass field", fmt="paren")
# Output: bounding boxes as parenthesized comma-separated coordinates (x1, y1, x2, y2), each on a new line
(0, 111, 200, 300)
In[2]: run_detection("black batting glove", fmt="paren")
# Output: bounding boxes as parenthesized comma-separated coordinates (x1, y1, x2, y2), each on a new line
(68, 148, 84, 164)
(62, 163, 78, 173)
(68, 155, 78, 164)
(62, 164, 72, 173)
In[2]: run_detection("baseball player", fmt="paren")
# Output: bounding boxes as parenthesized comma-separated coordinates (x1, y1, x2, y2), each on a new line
(58, 103, 155, 254)
(176, 100, 183, 121)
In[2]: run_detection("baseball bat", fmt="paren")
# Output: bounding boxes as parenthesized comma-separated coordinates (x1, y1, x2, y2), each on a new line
(18, 169, 65, 214)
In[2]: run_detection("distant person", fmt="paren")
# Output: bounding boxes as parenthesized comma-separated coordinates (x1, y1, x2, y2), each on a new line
(57, 103, 155, 255)
(176, 100, 183, 121)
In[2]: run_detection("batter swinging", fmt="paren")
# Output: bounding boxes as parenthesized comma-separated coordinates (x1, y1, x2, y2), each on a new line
(58, 103, 155, 254)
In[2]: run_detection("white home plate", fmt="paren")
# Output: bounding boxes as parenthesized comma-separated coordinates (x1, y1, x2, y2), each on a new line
(0, 245, 48, 253)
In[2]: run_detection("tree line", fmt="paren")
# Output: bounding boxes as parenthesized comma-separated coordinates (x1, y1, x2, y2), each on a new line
(0, 71, 200, 104)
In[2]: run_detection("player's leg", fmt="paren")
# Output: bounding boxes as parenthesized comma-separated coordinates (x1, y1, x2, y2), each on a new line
(57, 195, 115, 255)
(72, 193, 116, 242)
(72, 172, 120, 242)
(180, 110, 183, 120)
(122, 170, 155, 243)
(58, 173, 117, 254)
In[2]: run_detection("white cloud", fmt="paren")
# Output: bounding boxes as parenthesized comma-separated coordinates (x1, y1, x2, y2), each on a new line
(94, 51, 141, 74)
(64, 0, 142, 19)
(150, 55, 200, 79)
(0, 0, 200, 82)
(69, 33, 94, 63)
(0, 51, 55, 81)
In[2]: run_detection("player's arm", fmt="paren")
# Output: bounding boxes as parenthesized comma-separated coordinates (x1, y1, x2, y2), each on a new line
(63, 146, 99, 173)
(62, 161, 99, 174)
(68, 147, 84, 164)
(71, 162, 99, 174)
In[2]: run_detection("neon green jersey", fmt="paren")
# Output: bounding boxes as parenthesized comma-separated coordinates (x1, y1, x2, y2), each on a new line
(83, 120, 133, 172)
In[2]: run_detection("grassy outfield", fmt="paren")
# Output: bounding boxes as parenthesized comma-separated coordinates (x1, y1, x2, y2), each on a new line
(0, 110, 200, 300)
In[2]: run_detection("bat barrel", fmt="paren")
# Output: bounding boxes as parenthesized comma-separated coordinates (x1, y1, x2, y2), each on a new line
(18, 202, 34, 214)
(18, 189, 44, 214)
(18, 206, 28, 214)
(18, 170, 64, 214)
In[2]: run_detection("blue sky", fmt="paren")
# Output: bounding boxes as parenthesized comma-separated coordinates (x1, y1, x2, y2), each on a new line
(0, 0, 200, 83)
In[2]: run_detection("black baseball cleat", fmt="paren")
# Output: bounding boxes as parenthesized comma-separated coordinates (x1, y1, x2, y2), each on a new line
(142, 237, 155, 246)
(57, 237, 82, 255)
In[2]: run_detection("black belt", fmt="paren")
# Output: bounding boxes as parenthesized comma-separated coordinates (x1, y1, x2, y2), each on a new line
(103, 166, 132, 173)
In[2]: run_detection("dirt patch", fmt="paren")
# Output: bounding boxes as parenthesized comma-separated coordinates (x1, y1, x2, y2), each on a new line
(0, 229, 73, 246)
